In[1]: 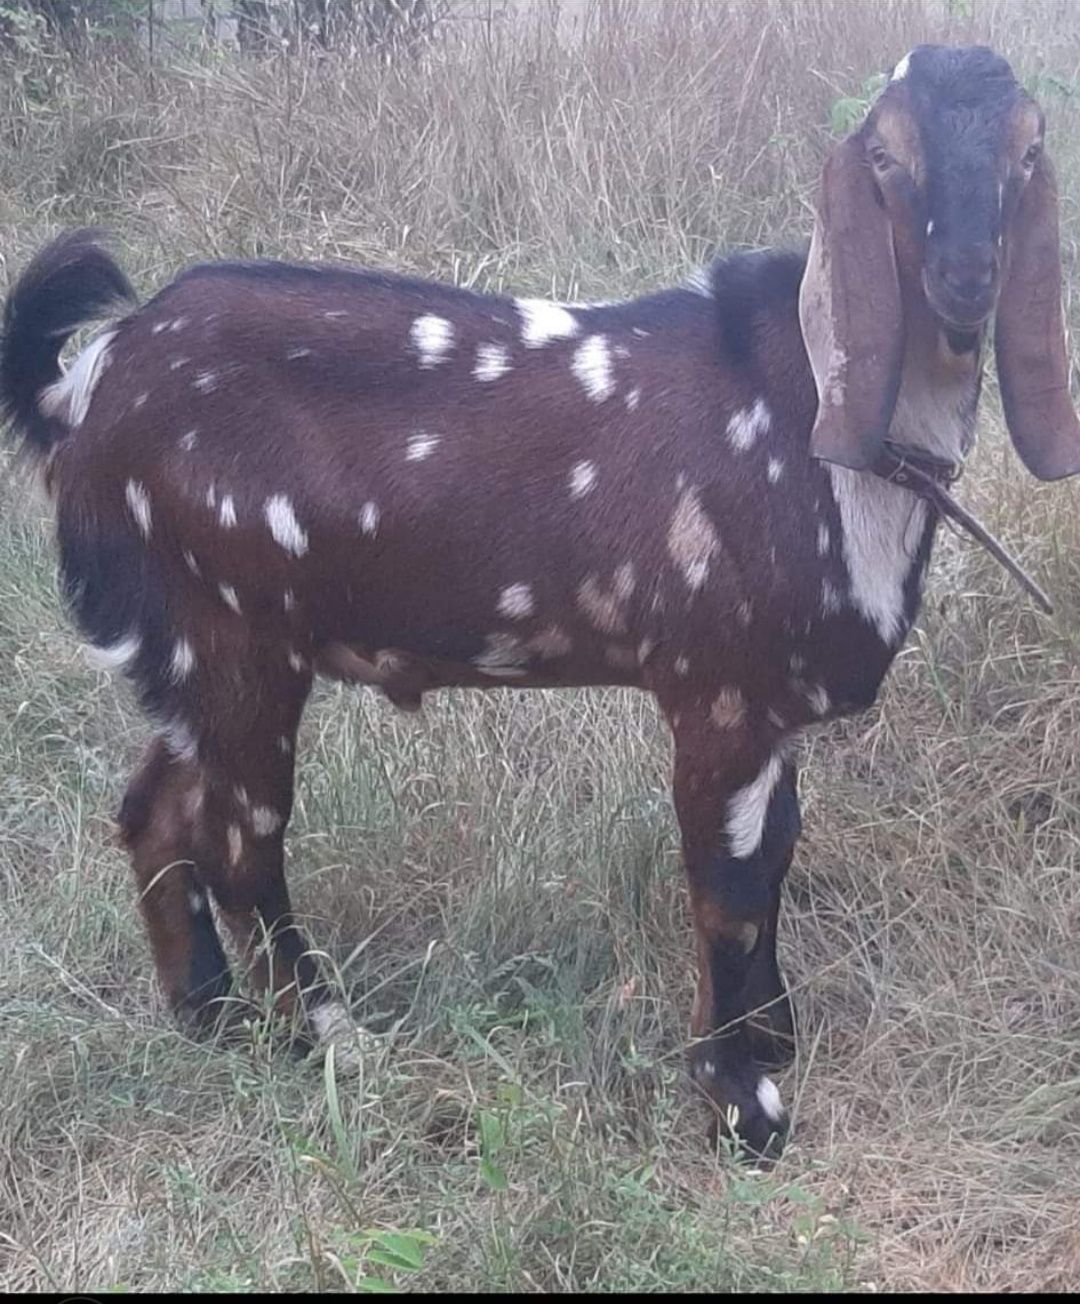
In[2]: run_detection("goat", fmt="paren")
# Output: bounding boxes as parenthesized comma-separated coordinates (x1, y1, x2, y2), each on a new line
(3, 44, 1078, 1160)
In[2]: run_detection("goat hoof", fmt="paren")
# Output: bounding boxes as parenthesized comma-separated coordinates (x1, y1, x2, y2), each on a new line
(310, 1001, 380, 1073)
(692, 1050, 789, 1162)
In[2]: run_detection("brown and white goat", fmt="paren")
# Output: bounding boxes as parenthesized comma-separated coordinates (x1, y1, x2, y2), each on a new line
(3, 44, 1079, 1159)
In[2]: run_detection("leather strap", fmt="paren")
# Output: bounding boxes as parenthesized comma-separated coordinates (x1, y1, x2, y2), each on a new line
(871, 443, 1053, 615)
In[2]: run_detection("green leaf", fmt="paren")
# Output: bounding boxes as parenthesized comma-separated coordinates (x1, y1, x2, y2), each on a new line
(480, 1157, 508, 1191)
(357, 1276, 399, 1293)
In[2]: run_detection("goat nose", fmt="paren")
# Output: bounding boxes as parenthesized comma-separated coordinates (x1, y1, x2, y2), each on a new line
(940, 249, 997, 300)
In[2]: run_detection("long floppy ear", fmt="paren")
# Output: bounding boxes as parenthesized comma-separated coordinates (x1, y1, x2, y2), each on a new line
(995, 152, 1080, 480)
(799, 136, 905, 471)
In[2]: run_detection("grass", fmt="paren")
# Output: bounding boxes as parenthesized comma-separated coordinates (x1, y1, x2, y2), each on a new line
(3, 0, 1080, 1291)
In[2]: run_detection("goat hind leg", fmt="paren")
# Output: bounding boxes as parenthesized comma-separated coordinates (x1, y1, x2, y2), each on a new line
(118, 737, 233, 1030)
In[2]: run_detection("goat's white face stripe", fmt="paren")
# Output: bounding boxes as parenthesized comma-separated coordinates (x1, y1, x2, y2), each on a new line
(264, 494, 309, 557)
(727, 754, 783, 859)
(474, 342, 511, 381)
(571, 335, 615, 403)
(726, 398, 771, 452)
(125, 480, 152, 538)
(411, 314, 453, 368)
(39, 330, 116, 428)
(516, 298, 580, 348)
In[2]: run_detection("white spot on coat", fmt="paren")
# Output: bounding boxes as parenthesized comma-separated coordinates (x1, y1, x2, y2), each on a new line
(278, 734, 292, 754)
(805, 683, 830, 717)
(359, 501, 381, 536)
(183, 550, 201, 577)
(625, 386, 641, 411)
(571, 334, 615, 403)
(219, 495, 237, 529)
(726, 397, 771, 452)
(406, 431, 440, 461)
(205, 483, 216, 510)
(283, 589, 296, 613)
(264, 494, 309, 557)
(767, 457, 784, 484)
(474, 632, 529, 677)
(39, 331, 116, 428)
(219, 583, 241, 613)
(674, 655, 690, 677)
(250, 806, 282, 837)
(756, 1077, 785, 1123)
(86, 632, 141, 672)
(170, 638, 195, 682)
(227, 825, 243, 866)
(410, 314, 454, 368)
(287, 347, 312, 359)
(685, 267, 713, 297)
(569, 460, 597, 499)
(125, 480, 152, 538)
(193, 370, 219, 393)
(497, 583, 534, 619)
(710, 687, 747, 730)
(817, 523, 831, 556)
(474, 342, 511, 381)
(162, 719, 198, 763)
(727, 754, 784, 859)
(517, 298, 580, 348)
(288, 649, 306, 673)
(169, 357, 190, 371)
(667, 485, 719, 591)
(180, 429, 198, 452)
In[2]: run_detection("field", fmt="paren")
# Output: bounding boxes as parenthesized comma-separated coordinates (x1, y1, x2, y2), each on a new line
(3, 0, 1080, 1291)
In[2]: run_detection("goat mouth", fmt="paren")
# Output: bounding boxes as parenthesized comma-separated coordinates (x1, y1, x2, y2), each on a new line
(922, 271, 995, 331)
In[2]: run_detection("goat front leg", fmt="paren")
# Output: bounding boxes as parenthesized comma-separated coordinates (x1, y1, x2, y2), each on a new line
(666, 701, 798, 1159)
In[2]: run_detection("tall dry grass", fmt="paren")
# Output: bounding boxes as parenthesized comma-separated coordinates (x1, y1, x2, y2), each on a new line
(3, 0, 1080, 1292)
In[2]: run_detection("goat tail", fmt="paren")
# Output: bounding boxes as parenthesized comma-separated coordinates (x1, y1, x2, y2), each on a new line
(1, 229, 135, 459)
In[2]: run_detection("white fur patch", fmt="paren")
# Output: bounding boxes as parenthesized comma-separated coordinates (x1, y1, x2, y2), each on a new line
(312, 1002, 377, 1071)
(278, 734, 292, 754)
(125, 480, 152, 539)
(250, 805, 282, 837)
(170, 638, 195, 682)
(169, 357, 190, 371)
(569, 460, 597, 499)
(288, 650, 306, 673)
(497, 584, 534, 619)
(517, 298, 580, 348)
(283, 588, 296, 613)
(756, 1077, 785, 1123)
(726, 397, 771, 452)
(219, 583, 241, 614)
(805, 683, 830, 717)
(219, 495, 237, 529)
(475, 632, 529, 677)
(817, 523, 831, 556)
(39, 330, 116, 428)
(767, 457, 784, 484)
(674, 655, 690, 677)
(727, 754, 784, 860)
(264, 494, 309, 557)
(891, 51, 911, 81)
(227, 824, 243, 866)
(571, 335, 615, 403)
(161, 719, 198, 763)
(183, 550, 201, 577)
(359, 501, 381, 536)
(828, 466, 927, 644)
(287, 347, 312, 360)
(410, 314, 453, 368)
(668, 484, 719, 591)
(406, 431, 440, 461)
(193, 370, 219, 393)
(86, 632, 141, 672)
(474, 342, 511, 381)
(180, 429, 198, 452)
(626, 386, 641, 411)
(685, 267, 713, 297)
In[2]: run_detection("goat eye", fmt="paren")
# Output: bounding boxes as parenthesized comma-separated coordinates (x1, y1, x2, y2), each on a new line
(1022, 143, 1041, 169)
(869, 146, 891, 170)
